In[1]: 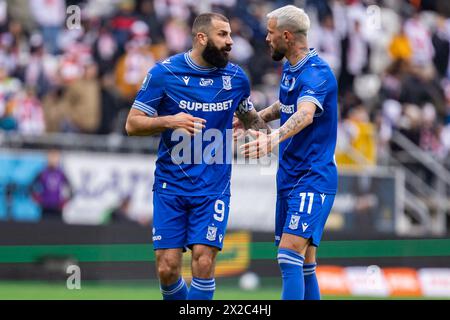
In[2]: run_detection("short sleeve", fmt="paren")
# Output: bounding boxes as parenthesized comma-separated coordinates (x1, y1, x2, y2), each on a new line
(297, 70, 328, 117)
(236, 69, 255, 115)
(132, 64, 165, 117)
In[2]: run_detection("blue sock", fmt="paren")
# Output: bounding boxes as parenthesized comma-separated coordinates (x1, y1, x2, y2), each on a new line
(304, 263, 321, 300)
(160, 277, 188, 300)
(277, 248, 305, 300)
(187, 278, 215, 300)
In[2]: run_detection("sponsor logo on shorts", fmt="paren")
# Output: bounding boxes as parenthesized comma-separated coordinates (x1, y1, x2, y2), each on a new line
(152, 228, 162, 241)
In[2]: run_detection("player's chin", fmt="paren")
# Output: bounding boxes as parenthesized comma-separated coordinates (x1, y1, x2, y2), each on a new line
(272, 52, 285, 61)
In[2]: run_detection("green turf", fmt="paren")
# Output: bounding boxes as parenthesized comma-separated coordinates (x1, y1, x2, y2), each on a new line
(0, 281, 280, 300)
(0, 281, 446, 300)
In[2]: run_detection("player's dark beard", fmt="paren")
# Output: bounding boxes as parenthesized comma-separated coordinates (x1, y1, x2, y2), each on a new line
(202, 40, 231, 68)
(271, 47, 286, 61)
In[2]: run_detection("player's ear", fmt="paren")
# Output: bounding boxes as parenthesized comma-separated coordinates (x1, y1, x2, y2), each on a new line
(197, 32, 208, 46)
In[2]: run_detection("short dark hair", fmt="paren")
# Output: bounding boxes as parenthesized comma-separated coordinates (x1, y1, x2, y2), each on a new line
(192, 13, 229, 37)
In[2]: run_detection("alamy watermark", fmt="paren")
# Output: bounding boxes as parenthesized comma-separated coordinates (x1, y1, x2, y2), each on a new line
(169, 128, 277, 169)
(366, 265, 383, 290)
(66, 265, 81, 290)
(66, 5, 81, 30)
(366, 5, 381, 31)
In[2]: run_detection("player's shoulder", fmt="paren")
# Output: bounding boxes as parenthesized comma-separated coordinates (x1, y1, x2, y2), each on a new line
(300, 56, 336, 88)
(153, 52, 185, 72)
(225, 62, 249, 83)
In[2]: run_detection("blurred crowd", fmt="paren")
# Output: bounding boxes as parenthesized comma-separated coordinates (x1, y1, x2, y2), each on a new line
(0, 0, 449, 166)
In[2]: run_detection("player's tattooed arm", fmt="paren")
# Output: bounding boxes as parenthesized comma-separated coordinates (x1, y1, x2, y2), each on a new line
(233, 100, 279, 139)
(240, 101, 316, 159)
(235, 108, 271, 132)
(276, 102, 316, 142)
(126, 108, 206, 136)
(258, 100, 281, 123)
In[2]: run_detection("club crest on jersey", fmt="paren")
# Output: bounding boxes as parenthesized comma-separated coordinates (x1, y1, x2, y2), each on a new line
(207, 226, 217, 241)
(222, 76, 232, 90)
(283, 74, 290, 87)
(289, 215, 300, 230)
(281, 74, 296, 92)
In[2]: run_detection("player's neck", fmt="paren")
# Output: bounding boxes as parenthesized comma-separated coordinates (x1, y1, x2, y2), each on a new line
(189, 48, 214, 68)
(286, 46, 310, 67)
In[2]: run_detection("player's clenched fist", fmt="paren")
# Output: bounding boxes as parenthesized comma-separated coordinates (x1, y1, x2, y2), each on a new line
(169, 112, 206, 135)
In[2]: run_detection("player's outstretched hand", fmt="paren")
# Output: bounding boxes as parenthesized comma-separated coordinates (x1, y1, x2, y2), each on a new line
(170, 112, 206, 135)
(240, 130, 279, 159)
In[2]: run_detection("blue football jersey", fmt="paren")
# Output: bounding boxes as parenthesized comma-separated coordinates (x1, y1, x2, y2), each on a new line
(277, 48, 338, 195)
(132, 52, 253, 196)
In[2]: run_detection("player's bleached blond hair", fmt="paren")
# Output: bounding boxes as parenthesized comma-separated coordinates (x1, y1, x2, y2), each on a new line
(267, 5, 310, 36)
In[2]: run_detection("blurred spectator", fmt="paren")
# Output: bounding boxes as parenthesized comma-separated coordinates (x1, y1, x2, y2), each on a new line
(340, 19, 370, 95)
(419, 103, 444, 160)
(29, 0, 66, 54)
(31, 150, 73, 222)
(389, 24, 412, 62)
(102, 195, 139, 225)
(403, 11, 435, 68)
(42, 87, 65, 133)
(97, 71, 124, 134)
(11, 87, 45, 135)
(229, 17, 254, 65)
(311, 14, 342, 77)
(6, 0, 34, 33)
(336, 105, 377, 167)
(93, 23, 121, 76)
(0, 66, 21, 131)
(111, 0, 137, 49)
(163, 17, 190, 55)
(114, 22, 155, 102)
(59, 61, 101, 133)
(138, 0, 164, 44)
(24, 34, 58, 99)
(431, 15, 450, 79)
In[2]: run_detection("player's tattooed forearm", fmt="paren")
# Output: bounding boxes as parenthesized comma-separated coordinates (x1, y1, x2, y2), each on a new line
(278, 109, 309, 141)
(259, 101, 281, 122)
(238, 110, 271, 132)
(250, 115, 271, 132)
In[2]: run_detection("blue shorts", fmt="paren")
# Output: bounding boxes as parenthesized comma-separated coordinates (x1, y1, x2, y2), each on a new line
(152, 192, 230, 251)
(275, 191, 335, 247)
